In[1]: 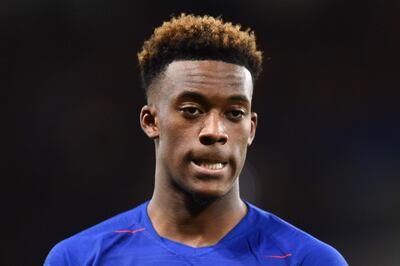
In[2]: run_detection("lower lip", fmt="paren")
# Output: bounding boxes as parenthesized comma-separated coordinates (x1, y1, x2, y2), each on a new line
(190, 161, 227, 177)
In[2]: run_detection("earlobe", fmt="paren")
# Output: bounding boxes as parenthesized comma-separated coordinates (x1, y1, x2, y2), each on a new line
(140, 105, 159, 139)
(248, 112, 258, 146)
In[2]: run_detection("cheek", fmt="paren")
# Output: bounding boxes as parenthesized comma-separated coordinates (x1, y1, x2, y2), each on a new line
(157, 114, 194, 159)
(232, 119, 252, 144)
(232, 121, 252, 158)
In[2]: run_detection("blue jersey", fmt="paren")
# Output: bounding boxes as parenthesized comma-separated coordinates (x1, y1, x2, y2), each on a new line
(45, 201, 347, 265)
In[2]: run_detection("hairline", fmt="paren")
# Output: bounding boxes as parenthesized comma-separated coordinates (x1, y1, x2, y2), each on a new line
(146, 59, 254, 103)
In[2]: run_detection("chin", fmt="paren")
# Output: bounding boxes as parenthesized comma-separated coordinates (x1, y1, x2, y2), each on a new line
(181, 181, 233, 204)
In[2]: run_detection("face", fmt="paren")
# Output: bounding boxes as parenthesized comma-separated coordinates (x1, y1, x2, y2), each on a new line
(141, 60, 257, 199)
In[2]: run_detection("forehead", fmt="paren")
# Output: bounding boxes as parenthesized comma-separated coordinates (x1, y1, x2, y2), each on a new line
(155, 60, 253, 101)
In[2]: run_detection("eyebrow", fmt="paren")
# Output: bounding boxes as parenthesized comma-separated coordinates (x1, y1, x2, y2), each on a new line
(228, 94, 250, 103)
(176, 91, 250, 105)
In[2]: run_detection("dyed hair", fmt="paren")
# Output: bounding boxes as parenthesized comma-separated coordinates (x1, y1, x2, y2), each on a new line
(138, 13, 263, 93)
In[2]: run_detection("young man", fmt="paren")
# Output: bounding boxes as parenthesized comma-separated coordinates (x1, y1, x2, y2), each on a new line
(45, 14, 348, 265)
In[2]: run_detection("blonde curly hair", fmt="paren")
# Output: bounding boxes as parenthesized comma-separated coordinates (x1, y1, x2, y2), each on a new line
(138, 14, 263, 90)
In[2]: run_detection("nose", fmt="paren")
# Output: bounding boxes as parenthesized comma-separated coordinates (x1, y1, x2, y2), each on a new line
(199, 112, 228, 145)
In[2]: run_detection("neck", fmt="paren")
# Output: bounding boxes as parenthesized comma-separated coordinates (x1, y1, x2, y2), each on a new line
(148, 175, 247, 247)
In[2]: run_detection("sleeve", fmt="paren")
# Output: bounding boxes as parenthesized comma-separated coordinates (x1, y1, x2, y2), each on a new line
(301, 243, 348, 266)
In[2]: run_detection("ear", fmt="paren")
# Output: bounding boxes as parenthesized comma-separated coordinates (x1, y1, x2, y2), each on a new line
(140, 105, 159, 139)
(248, 112, 258, 146)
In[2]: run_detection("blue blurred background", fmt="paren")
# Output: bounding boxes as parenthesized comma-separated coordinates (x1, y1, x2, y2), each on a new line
(4, 0, 400, 265)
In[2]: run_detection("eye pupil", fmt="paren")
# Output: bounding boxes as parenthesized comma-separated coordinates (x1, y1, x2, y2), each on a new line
(181, 106, 201, 117)
(232, 110, 243, 118)
(227, 110, 245, 121)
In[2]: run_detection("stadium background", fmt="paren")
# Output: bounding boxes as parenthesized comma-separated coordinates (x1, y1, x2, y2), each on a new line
(4, 0, 399, 265)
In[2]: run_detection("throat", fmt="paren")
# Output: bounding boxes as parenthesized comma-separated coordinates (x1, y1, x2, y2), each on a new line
(147, 195, 247, 248)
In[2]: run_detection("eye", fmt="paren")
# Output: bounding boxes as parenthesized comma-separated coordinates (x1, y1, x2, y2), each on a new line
(227, 109, 245, 120)
(180, 106, 203, 118)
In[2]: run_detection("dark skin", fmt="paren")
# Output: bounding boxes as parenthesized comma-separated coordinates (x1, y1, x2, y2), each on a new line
(140, 60, 257, 247)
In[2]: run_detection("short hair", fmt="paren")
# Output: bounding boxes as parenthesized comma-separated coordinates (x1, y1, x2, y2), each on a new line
(137, 14, 263, 93)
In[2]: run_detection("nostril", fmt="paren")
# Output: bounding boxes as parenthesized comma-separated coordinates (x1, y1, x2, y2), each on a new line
(200, 135, 214, 145)
(199, 133, 228, 145)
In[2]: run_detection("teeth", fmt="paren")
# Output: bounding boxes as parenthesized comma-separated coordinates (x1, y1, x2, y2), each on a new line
(199, 162, 224, 170)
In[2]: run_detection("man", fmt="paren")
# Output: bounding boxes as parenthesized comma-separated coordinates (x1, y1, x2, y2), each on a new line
(45, 14, 348, 265)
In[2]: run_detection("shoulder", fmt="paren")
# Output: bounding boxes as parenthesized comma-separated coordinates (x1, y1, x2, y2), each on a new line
(44, 202, 148, 265)
(300, 242, 348, 266)
(247, 203, 348, 266)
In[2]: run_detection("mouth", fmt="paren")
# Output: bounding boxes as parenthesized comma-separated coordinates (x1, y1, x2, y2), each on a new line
(192, 160, 227, 171)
